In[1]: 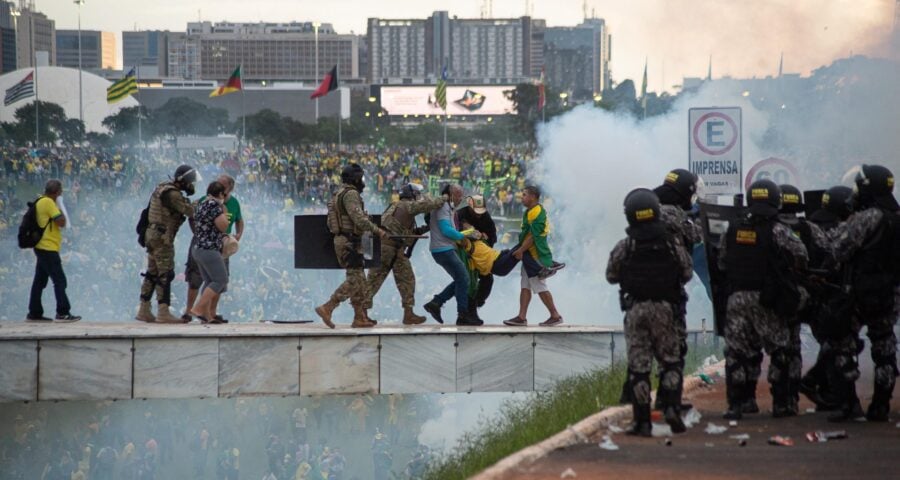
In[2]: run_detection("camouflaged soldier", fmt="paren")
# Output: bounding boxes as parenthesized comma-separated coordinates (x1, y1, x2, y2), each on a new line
(365, 183, 447, 325)
(135, 165, 197, 324)
(777, 184, 836, 412)
(718, 179, 809, 420)
(607, 188, 694, 437)
(316, 164, 387, 329)
(827, 164, 900, 422)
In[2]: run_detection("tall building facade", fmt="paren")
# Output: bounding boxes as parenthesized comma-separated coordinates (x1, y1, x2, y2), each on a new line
(543, 18, 611, 98)
(56, 30, 116, 70)
(166, 21, 359, 82)
(123, 30, 168, 77)
(16, 5, 55, 68)
(367, 11, 544, 84)
(0, 1, 17, 72)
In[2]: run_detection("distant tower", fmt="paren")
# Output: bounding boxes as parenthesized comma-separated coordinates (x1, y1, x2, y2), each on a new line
(893, 0, 900, 58)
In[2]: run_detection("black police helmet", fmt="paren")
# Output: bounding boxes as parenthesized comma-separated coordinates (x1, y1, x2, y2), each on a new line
(654, 168, 697, 210)
(855, 164, 899, 210)
(747, 179, 781, 217)
(398, 183, 419, 200)
(821, 185, 855, 220)
(778, 184, 804, 214)
(623, 188, 665, 240)
(174, 164, 197, 185)
(341, 163, 364, 184)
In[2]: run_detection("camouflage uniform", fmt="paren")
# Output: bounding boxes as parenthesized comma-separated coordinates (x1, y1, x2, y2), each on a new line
(717, 221, 809, 413)
(140, 181, 193, 306)
(365, 195, 444, 309)
(607, 234, 693, 407)
(827, 207, 899, 413)
(327, 184, 381, 309)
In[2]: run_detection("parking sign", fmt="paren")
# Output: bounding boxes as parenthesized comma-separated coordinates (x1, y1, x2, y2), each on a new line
(689, 107, 742, 195)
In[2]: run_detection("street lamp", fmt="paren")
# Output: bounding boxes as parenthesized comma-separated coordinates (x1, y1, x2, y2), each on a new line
(559, 92, 568, 107)
(74, 0, 85, 130)
(313, 22, 320, 121)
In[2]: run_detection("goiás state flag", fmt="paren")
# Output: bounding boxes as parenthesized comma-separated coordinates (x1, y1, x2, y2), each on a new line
(310, 65, 338, 99)
(107, 67, 138, 104)
(4, 71, 35, 106)
(210, 65, 243, 98)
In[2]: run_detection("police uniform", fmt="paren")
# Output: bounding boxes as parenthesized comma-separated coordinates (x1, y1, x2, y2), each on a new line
(365, 192, 444, 324)
(827, 166, 900, 421)
(718, 181, 809, 419)
(607, 188, 694, 436)
(137, 179, 194, 323)
(316, 166, 384, 329)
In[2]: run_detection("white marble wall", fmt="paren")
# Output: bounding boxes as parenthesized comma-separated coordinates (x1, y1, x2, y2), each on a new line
(380, 335, 456, 394)
(134, 338, 219, 399)
(300, 337, 379, 395)
(0, 341, 37, 401)
(534, 333, 612, 390)
(457, 334, 534, 392)
(219, 338, 300, 396)
(39, 339, 133, 401)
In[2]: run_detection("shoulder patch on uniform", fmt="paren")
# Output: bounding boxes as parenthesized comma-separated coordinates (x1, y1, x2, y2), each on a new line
(736, 229, 757, 245)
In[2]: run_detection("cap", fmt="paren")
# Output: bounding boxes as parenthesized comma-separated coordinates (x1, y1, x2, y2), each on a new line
(468, 195, 487, 214)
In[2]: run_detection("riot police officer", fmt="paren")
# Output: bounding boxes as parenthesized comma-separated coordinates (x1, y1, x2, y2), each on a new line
(607, 188, 694, 436)
(316, 164, 388, 328)
(827, 164, 900, 422)
(718, 179, 809, 419)
(136, 164, 197, 324)
(364, 183, 446, 324)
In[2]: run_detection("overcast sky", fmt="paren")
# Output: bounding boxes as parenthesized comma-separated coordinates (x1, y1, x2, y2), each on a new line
(42, 0, 895, 89)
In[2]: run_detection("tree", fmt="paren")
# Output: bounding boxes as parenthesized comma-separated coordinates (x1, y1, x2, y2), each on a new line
(102, 106, 150, 144)
(149, 97, 230, 138)
(3, 101, 69, 146)
(58, 119, 85, 145)
(504, 83, 565, 140)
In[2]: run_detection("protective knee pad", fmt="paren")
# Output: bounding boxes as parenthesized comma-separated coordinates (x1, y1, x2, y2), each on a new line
(873, 353, 899, 390)
(725, 360, 747, 404)
(158, 270, 175, 305)
(832, 353, 861, 382)
(768, 348, 792, 385)
(629, 371, 652, 406)
(658, 362, 684, 407)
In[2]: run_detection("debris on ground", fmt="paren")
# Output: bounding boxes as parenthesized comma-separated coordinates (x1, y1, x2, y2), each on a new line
(607, 424, 624, 434)
(702, 355, 719, 367)
(805, 408, 816, 414)
(768, 436, 794, 446)
(652, 423, 673, 437)
(705, 442, 715, 447)
(705, 422, 729, 434)
(806, 430, 848, 443)
(728, 420, 738, 427)
(729, 434, 750, 440)
(664, 438, 673, 446)
(560, 467, 577, 478)
(598, 435, 619, 451)
(697, 373, 715, 385)
(683, 408, 703, 428)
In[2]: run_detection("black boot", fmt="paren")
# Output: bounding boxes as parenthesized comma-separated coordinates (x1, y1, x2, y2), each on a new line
(619, 370, 633, 405)
(723, 360, 744, 420)
(664, 406, 686, 434)
(423, 301, 443, 324)
(626, 403, 652, 437)
(772, 383, 797, 418)
(456, 311, 483, 326)
(742, 381, 760, 414)
(828, 382, 864, 423)
(866, 386, 893, 422)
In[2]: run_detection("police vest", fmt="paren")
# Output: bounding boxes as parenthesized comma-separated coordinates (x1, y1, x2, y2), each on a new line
(619, 233, 682, 303)
(809, 210, 840, 233)
(724, 218, 775, 291)
(147, 181, 185, 236)
(787, 219, 827, 270)
(381, 201, 414, 236)
(853, 207, 900, 288)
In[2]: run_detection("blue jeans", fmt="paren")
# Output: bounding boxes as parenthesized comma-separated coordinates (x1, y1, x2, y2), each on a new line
(432, 250, 469, 313)
(28, 249, 71, 317)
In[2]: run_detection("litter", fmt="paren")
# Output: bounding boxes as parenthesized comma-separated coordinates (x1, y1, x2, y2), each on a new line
(739, 439, 748, 447)
(728, 420, 738, 427)
(599, 435, 619, 451)
(705, 442, 715, 447)
(805, 430, 848, 443)
(683, 408, 703, 428)
(705, 422, 728, 435)
(608, 424, 624, 434)
(560, 467, 577, 479)
(768, 436, 794, 446)
(729, 434, 750, 440)
(805, 408, 816, 414)
(697, 373, 715, 385)
(664, 438, 673, 447)
(652, 423, 673, 437)
(702, 355, 719, 367)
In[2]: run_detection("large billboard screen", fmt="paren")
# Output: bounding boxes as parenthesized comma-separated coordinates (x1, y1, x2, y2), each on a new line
(379, 85, 516, 116)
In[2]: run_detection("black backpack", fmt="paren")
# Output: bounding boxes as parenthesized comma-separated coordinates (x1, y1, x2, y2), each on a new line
(17, 196, 50, 249)
(136, 199, 151, 248)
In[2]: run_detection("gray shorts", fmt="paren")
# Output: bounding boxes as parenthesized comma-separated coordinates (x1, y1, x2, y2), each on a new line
(191, 246, 228, 294)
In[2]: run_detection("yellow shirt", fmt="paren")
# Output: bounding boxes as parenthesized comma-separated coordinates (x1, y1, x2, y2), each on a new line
(468, 240, 501, 276)
(35, 197, 63, 252)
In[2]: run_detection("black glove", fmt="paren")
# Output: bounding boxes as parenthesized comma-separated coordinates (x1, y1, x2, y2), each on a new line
(413, 225, 429, 235)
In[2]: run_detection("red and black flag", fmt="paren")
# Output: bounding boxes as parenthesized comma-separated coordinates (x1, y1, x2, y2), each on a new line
(310, 65, 338, 99)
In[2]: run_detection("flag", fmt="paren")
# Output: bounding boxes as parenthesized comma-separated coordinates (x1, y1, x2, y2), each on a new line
(107, 67, 138, 104)
(640, 59, 648, 111)
(434, 65, 448, 110)
(537, 67, 545, 112)
(210, 66, 243, 98)
(4, 71, 35, 106)
(310, 65, 338, 99)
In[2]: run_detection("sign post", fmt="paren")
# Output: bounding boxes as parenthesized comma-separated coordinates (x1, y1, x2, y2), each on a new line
(689, 107, 742, 195)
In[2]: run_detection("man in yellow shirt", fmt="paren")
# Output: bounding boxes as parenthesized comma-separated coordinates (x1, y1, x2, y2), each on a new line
(27, 179, 80, 322)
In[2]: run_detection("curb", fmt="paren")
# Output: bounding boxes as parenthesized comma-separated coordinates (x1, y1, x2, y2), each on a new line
(470, 360, 725, 480)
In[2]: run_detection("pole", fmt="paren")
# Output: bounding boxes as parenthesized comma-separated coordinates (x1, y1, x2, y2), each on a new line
(314, 24, 319, 122)
(76, 0, 84, 131)
(136, 66, 142, 148)
(31, 16, 38, 146)
(443, 113, 447, 154)
(241, 81, 246, 145)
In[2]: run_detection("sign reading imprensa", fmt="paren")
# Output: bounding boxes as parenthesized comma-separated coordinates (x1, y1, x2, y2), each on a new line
(688, 107, 742, 195)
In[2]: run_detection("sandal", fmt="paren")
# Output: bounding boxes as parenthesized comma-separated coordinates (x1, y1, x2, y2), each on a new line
(213, 315, 229, 324)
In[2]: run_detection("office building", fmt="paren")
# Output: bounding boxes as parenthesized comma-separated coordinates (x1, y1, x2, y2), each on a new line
(56, 30, 116, 70)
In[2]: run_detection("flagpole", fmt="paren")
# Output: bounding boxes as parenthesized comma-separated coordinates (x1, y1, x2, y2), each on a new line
(443, 111, 447, 155)
(135, 66, 143, 149)
(31, 16, 38, 146)
(241, 66, 246, 146)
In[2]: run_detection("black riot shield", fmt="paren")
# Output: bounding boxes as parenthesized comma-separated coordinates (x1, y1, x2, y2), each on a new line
(698, 201, 745, 336)
(294, 215, 382, 269)
(803, 190, 826, 218)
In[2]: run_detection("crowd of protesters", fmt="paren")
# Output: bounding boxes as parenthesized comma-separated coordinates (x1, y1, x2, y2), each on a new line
(0, 143, 537, 323)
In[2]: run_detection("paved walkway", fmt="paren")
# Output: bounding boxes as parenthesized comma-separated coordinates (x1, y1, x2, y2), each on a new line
(501, 360, 900, 480)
